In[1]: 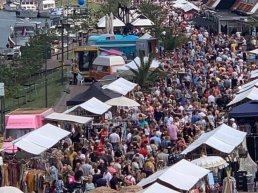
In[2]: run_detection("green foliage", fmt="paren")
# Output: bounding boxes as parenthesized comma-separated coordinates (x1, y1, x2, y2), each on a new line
(126, 53, 163, 88)
(139, 1, 166, 38)
(98, 0, 130, 17)
(160, 30, 188, 50)
(0, 33, 54, 98)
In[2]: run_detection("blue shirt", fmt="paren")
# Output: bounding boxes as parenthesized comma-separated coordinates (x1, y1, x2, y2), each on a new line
(150, 136, 161, 146)
(192, 114, 200, 124)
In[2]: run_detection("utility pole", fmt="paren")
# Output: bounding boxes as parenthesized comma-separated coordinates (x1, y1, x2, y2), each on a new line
(44, 40, 48, 107)
(61, 19, 64, 85)
(44, 20, 49, 107)
(0, 83, 5, 136)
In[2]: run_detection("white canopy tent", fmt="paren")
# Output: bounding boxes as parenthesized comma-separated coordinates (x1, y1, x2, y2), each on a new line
(105, 96, 140, 107)
(97, 15, 125, 28)
(227, 87, 258, 106)
(103, 77, 137, 95)
(10, 123, 70, 155)
(172, 0, 200, 12)
(138, 159, 210, 191)
(45, 112, 93, 124)
(181, 124, 247, 155)
(131, 18, 154, 27)
(115, 57, 160, 71)
(139, 183, 180, 193)
(63, 97, 111, 115)
(93, 56, 125, 66)
(251, 69, 258, 79)
(237, 78, 258, 93)
(249, 48, 258, 55)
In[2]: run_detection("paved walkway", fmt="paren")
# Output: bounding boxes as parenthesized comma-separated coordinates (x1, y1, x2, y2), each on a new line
(54, 84, 89, 113)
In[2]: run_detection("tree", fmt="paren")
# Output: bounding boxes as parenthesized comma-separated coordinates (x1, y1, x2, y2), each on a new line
(0, 33, 53, 98)
(139, 0, 166, 38)
(98, 0, 130, 17)
(126, 54, 163, 88)
(161, 30, 188, 50)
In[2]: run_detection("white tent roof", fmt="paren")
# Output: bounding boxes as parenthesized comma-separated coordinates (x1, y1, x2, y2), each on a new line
(227, 87, 258, 106)
(237, 78, 258, 93)
(249, 48, 258, 54)
(45, 112, 93, 124)
(131, 18, 154, 26)
(140, 183, 180, 193)
(11, 123, 70, 155)
(93, 56, 125, 66)
(138, 159, 210, 191)
(139, 33, 153, 39)
(172, 0, 200, 12)
(103, 77, 137, 95)
(63, 97, 111, 115)
(251, 69, 258, 79)
(97, 16, 125, 28)
(105, 96, 140, 107)
(116, 57, 160, 71)
(181, 124, 246, 155)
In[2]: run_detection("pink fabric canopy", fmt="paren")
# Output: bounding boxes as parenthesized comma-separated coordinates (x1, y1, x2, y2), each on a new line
(101, 49, 124, 56)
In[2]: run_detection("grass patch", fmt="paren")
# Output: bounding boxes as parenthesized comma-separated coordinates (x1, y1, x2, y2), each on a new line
(4, 69, 66, 112)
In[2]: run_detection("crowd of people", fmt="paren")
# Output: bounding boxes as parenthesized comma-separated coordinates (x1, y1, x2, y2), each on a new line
(43, 26, 258, 193)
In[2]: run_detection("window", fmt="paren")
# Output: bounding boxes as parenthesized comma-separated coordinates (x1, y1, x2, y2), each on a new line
(6, 129, 32, 140)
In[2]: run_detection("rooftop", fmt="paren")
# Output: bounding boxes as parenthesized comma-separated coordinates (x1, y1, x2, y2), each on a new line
(8, 108, 51, 115)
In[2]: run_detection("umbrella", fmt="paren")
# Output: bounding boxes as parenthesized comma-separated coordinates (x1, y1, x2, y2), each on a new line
(106, 14, 110, 34)
(105, 96, 140, 107)
(0, 186, 24, 193)
(110, 12, 114, 34)
(191, 156, 228, 170)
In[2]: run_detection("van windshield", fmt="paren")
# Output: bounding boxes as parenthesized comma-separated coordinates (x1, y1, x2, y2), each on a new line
(6, 128, 32, 140)
(92, 65, 109, 72)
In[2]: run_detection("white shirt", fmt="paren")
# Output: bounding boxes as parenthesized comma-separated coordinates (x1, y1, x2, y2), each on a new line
(109, 133, 120, 143)
(208, 95, 216, 104)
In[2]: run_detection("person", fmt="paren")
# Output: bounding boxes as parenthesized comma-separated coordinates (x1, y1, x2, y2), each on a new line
(110, 172, 120, 190)
(55, 175, 66, 193)
(71, 63, 80, 85)
(72, 171, 83, 193)
(85, 175, 95, 192)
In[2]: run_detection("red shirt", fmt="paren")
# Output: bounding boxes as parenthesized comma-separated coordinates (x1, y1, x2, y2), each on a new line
(139, 148, 148, 157)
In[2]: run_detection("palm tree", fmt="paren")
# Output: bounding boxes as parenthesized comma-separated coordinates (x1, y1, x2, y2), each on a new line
(127, 53, 163, 88)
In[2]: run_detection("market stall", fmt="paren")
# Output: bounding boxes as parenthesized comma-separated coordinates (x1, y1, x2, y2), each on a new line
(181, 124, 247, 155)
(227, 87, 258, 106)
(138, 159, 210, 191)
(139, 183, 180, 193)
(66, 82, 121, 106)
(45, 112, 93, 125)
(10, 123, 70, 155)
(237, 78, 258, 93)
(64, 97, 111, 116)
(103, 77, 137, 95)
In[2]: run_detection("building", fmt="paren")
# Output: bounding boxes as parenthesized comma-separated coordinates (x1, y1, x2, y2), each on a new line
(194, 0, 258, 34)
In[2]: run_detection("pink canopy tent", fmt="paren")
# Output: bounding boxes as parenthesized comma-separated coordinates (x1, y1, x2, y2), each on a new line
(101, 49, 124, 56)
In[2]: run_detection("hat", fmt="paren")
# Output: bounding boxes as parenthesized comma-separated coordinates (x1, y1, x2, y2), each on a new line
(230, 118, 235, 122)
